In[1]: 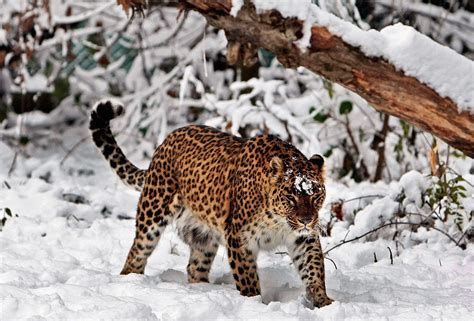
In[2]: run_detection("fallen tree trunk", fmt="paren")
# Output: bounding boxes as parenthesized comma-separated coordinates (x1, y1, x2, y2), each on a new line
(175, 0, 474, 157)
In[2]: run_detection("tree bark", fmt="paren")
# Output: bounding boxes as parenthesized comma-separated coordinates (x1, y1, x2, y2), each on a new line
(176, 0, 474, 157)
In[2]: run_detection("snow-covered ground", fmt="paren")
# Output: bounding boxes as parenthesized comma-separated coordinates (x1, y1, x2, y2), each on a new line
(1, 123, 473, 320)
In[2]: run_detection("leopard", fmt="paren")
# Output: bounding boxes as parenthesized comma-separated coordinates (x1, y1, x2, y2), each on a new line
(89, 98, 333, 308)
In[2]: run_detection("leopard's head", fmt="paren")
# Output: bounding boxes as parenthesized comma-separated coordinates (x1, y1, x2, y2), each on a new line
(267, 154, 326, 235)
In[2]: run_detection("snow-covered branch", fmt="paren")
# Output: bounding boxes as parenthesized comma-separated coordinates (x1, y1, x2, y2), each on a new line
(178, 0, 474, 157)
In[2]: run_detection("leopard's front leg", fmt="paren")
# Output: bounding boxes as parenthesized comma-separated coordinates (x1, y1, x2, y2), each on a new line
(287, 234, 333, 308)
(226, 234, 261, 297)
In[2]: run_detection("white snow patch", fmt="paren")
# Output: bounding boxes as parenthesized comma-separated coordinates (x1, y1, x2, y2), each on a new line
(12, 73, 50, 93)
(253, 0, 312, 21)
(0, 29, 7, 45)
(398, 170, 430, 208)
(253, 0, 314, 51)
(93, 97, 125, 112)
(230, 0, 244, 17)
(294, 175, 314, 195)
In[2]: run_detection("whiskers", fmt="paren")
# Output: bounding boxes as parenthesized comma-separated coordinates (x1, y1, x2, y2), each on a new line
(286, 217, 300, 230)
(313, 222, 327, 236)
(293, 219, 326, 238)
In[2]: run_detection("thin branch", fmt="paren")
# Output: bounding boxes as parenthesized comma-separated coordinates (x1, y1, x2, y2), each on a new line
(7, 151, 18, 177)
(324, 256, 338, 270)
(455, 228, 469, 246)
(52, 1, 115, 25)
(342, 114, 369, 178)
(60, 136, 90, 166)
(338, 194, 385, 204)
(134, 11, 187, 50)
(374, 0, 474, 31)
(324, 221, 462, 254)
(372, 113, 390, 182)
(387, 246, 393, 265)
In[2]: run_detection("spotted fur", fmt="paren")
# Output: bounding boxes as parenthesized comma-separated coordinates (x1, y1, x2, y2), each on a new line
(90, 99, 333, 308)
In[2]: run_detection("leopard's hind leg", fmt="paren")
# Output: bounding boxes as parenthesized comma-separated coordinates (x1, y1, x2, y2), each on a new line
(187, 242, 219, 283)
(120, 157, 180, 275)
(176, 213, 219, 283)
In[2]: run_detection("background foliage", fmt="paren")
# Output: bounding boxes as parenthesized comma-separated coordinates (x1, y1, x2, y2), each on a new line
(0, 0, 473, 247)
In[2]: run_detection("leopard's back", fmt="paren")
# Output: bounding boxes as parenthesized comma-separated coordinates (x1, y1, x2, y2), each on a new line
(150, 125, 244, 229)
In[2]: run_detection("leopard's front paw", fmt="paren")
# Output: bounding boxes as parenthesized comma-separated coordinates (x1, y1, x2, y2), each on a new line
(120, 264, 144, 275)
(315, 295, 333, 308)
(306, 287, 333, 308)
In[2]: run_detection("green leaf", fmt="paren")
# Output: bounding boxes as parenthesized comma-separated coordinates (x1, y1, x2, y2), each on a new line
(400, 120, 410, 137)
(323, 80, 334, 99)
(309, 106, 330, 123)
(451, 151, 465, 158)
(53, 78, 70, 101)
(339, 100, 353, 115)
(313, 112, 329, 123)
(4, 208, 12, 217)
(44, 61, 54, 77)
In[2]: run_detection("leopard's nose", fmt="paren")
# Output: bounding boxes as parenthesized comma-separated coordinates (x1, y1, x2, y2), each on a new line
(299, 215, 312, 225)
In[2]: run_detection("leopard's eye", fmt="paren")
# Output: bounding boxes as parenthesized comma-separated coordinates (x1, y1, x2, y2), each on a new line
(285, 195, 296, 207)
(312, 198, 321, 209)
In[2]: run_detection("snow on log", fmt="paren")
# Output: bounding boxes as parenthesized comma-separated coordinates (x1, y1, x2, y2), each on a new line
(176, 0, 474, 157)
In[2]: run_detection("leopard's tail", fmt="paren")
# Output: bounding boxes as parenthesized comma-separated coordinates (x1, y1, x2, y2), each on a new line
(89, 99, 145, 191)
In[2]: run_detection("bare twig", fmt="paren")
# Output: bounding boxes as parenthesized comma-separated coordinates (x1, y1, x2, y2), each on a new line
(137, 21, 152, 86)
(387, 246, 393, 264)
(374, 0, 474, 31)
(342, 229, 351, 243)
(135, 11, 187, 50)
(7, 151, 18, 177)
(325, 256, 338, 270)
(372, 113, 390, 182)
(324, 221, 462, 254)
(455, 229, 469, 246)
(337, 194, 385, 204)
(60, 136, 90, 166)
(339, 115, 369, 179)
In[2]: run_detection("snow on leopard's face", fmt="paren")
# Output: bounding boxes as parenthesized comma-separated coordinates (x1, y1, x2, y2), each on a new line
(268, 156, 326, 235)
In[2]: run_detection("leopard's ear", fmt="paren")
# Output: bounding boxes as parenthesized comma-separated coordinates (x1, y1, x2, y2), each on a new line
(310, 154, 326, 182)
(269, 156, 284, 178)
(310, 154, 324, 171)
